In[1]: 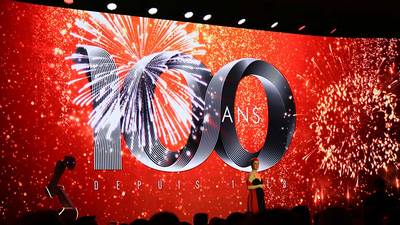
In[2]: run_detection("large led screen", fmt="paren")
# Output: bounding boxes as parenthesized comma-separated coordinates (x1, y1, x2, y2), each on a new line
(1, 1, 399, 224)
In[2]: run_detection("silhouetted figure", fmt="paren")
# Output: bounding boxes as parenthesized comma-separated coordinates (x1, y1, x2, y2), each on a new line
(317, 207, 351, 225)
(149, 212, 179, 225)
(17, 210, 66, 225)
(193, 213, 208, 225)
(291, 205, 311, 225)
(129, 218, 150, 225)
(263, 208, 295, 225)
(363, 177, 397, 225)
(386, 205, 400, 225)
(349, 208, 364, 225)
(226, 212, 250, 225)
(313, 211, 321, 225)
(178, 222, 191, 225)
(74, 216, 98, 225)
(208, 217, 227, 225)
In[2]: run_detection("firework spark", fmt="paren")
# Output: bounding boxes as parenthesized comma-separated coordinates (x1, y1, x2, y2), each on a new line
(67, 12, 208, 149)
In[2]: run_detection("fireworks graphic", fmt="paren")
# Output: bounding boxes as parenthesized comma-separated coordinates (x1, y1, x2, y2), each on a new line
(67, 12, 208, 149)
(3, 2, 400, 222)
(308, 40, 400, 178)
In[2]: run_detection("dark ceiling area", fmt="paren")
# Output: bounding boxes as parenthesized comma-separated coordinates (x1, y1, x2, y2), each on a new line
(16, 0, 400, 38)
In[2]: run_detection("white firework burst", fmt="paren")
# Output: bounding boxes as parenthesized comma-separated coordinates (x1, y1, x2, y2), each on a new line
(66, 12, 208, 149)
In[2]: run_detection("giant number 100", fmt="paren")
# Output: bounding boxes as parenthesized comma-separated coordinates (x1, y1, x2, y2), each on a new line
(73, 45, 296, 172)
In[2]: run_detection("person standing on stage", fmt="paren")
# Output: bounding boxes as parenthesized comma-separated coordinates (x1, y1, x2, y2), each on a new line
(247, 158, 266, 213)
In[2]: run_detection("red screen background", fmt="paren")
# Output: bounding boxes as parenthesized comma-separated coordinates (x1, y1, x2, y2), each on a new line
(1, 1, 399, 224)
